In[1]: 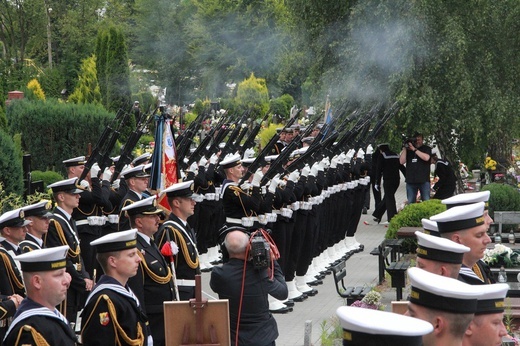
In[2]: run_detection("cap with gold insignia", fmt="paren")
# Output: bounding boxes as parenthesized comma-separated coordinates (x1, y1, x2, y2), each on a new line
(421, 218, 439, 236)
(407, 267, 480, 314)
(219, 153, 241, 169)
(48, 177, 84, 194)
(122, 196, 163, 217)
(161, 180, 194, 198)
(22, 200, 53, 218)
(442, 191, 490, 210)
(241, 157, 255, 167)
(15, 245, 68, 272)
(471, 283, 508, 315)
(336, 306, 433, 346)
(301, 137, 314, 146)
(415, 231, 469, 264)
(121, 164, 151, 179)
(0, 208, 31, 229)
(90, 229, 138, 253)
(131, 152, 152, 166)
(62, 156, 87, 167)
(264, 155, 278, 163)
(429, 202, 485, 234)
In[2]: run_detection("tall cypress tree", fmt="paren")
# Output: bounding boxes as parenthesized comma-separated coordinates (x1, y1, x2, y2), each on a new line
(105, 26, 131, 113)
(95, 29, 109, 106)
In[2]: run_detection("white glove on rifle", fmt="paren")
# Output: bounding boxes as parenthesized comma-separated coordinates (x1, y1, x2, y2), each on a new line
(288, 170, 300, 182)
(188, 161, 198, 174)
(251, 168, 264, 187)
(268, 174, 280, 194)
(301, 165, 311, 177)
(209, 153, 219, 165)
(330, 157, 339, 169)
(198, 156, 208, 167)
(310, 162, 319, 177)
(90, 163, 101, 178)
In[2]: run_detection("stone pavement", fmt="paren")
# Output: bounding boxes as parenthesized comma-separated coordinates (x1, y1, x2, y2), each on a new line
(200, 177, 409, 346)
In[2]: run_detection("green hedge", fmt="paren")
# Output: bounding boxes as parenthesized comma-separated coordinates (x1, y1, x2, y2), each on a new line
(0, 129, 23, 195)
(482, 183, 520, 218)
(385, 199, 447, 253)
(6, 99, 114, 174)
(31, 170, 64, 188)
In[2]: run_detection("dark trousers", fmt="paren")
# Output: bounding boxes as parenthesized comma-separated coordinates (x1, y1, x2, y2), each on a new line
(373, 181, 399, 222)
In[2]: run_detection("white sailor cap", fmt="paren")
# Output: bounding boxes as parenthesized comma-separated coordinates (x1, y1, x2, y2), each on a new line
(415, 231, 469, 264)
(336, 306, 433, 346)
(408, 267, 479, 313)
(430, 202, 485, 234)
(91, 229, 138, 253)
(241, 157, 255, 166)
(442, 191, 490, 210)
(219, 153, 241, 169)
(121, 164, 151, 179)
(161, 180, 194, 198)
(22, 200, 53, 218)
(471, 283, 509, 315)
(111, 155, 121, 163)
(121, 196, 163, 217)
(132, 152, 152, 166)
(47, 177, 84, 194)
(301, 137, 314, 145)
(62, 156, 86, 167)
(243, 148, 256, 160)
(421, 218, 439, 236)
(15, 245, 69, 272)
(0, 208, 31, 229)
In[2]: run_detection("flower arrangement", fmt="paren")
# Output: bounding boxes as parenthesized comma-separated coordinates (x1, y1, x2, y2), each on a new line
(350, 290, 385, 310)
(483, 243, 520, 268)
(484, 156, 497, 171)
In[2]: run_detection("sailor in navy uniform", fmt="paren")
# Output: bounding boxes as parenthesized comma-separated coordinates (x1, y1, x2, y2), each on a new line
(124, 197, 175, 346)
(20, 200, 54, 253)
(4, 246, 77, 346)
(431, 201, 495, 284)
(44, 178, 93, 322)
(155, 181, 200, 301)
(81, 229, 150, 346)
(118, 165, 151, 231)
(0, 209, 28, 341)
(0, 207, 32, 256)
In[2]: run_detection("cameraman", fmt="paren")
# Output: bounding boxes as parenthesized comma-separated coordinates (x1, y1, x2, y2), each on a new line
(210, 230, 288, 346)
(399, 132, 432, 204)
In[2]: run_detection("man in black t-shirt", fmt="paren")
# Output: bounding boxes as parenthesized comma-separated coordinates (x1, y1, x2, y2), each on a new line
(399, 133, 432, 204)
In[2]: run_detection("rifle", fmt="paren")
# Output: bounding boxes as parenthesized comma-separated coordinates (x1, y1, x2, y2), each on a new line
(110, 107, 158, 183)
(219, 112, 249, 158)
(239, 110, 300, 185)
(98, 111, 130, 174)
(79, 108, 127, 182)
(176, 111, 208, 168)
(187, 116, 228, 165)
(239, 112, 269, 155)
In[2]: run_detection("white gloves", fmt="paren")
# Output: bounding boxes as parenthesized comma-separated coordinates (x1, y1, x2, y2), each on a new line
(310, 162, 319, 177)
(321, 157, 330, 169)
(301, 165, 310, 177)
(288, 170, 300, 182)
(330, 156, 338, 169)
(374, 184, 380, 192)
(366, 144, 374, 155)
(268, 174, 280, 194)
(188, 161, 198, 174)
(317, 161, 324, 172)
(243, 147, 255, 159)
(79, 179, 90, 190)
(102, 168, 112, 181)
(209, 153, 219, 165)
(90, 163, 100, 178)
(198, 156, 208, 167)
(251, 169, 264, 187)
(241, 182, 252, 191)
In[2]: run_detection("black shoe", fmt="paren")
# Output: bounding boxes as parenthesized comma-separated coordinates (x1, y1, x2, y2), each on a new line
(200, 267, 213, 273)
(301, 288, 318, 296)
(373, 217, 381, 223)
(284, 299, 295, 307)
(270, 306, 292, 314)
(362, 207, 367, 214)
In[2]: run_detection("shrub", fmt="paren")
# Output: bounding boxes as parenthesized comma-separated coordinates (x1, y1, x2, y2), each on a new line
(258, 123, 278, 149)
(385, 199, 446, 253)
(27, 79, 46, 101)
(0, 129, 23, 195)
(31, 170, 64, 188)
(482, 183, 520, 219)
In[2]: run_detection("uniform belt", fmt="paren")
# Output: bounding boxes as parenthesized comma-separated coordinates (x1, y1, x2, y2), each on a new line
(76, 220, 90, 226)
(225, 217, 258, 224)
(177, 279, 196, 287)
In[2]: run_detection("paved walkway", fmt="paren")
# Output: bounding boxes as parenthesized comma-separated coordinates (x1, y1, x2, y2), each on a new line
(200, 177, 409, 345)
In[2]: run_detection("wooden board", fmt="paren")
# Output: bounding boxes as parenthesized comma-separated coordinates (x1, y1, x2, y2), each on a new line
(164, 300, 230, 346)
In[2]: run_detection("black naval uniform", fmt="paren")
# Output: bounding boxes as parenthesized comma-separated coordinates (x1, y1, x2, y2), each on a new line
(19, 233, 44, 253)
(458, 261, 496, 285)
(372, 150, 403, 222)
(81, 275, 149, 346)
(128, 233, 175, 346)
(0, 247, 25, 341)
(155, 214, 200, 301)
(432, 158, 457, 200)
(4, 298, 77, 346)
(118, 189, 142, 231)
(44, 207, 90, 322)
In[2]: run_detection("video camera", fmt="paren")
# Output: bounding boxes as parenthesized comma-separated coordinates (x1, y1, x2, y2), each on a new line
(249, 233, 271, 270)
(402, 134, 418, 149)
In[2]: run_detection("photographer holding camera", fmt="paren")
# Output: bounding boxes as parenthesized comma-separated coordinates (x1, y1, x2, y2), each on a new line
(399, 132, 432, 204)
(210, 230, 288, 346)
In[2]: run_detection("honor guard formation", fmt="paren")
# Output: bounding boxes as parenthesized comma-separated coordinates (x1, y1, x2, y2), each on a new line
(0, 107, 514, 346)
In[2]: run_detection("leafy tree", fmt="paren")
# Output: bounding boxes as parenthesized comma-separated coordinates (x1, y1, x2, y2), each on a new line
(235, 73, 269, 118)
(69, 55, 102, 104)
(0, 129, 23, 195)
(27, 79, 46, 101)
(269, 93, 294, 120)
